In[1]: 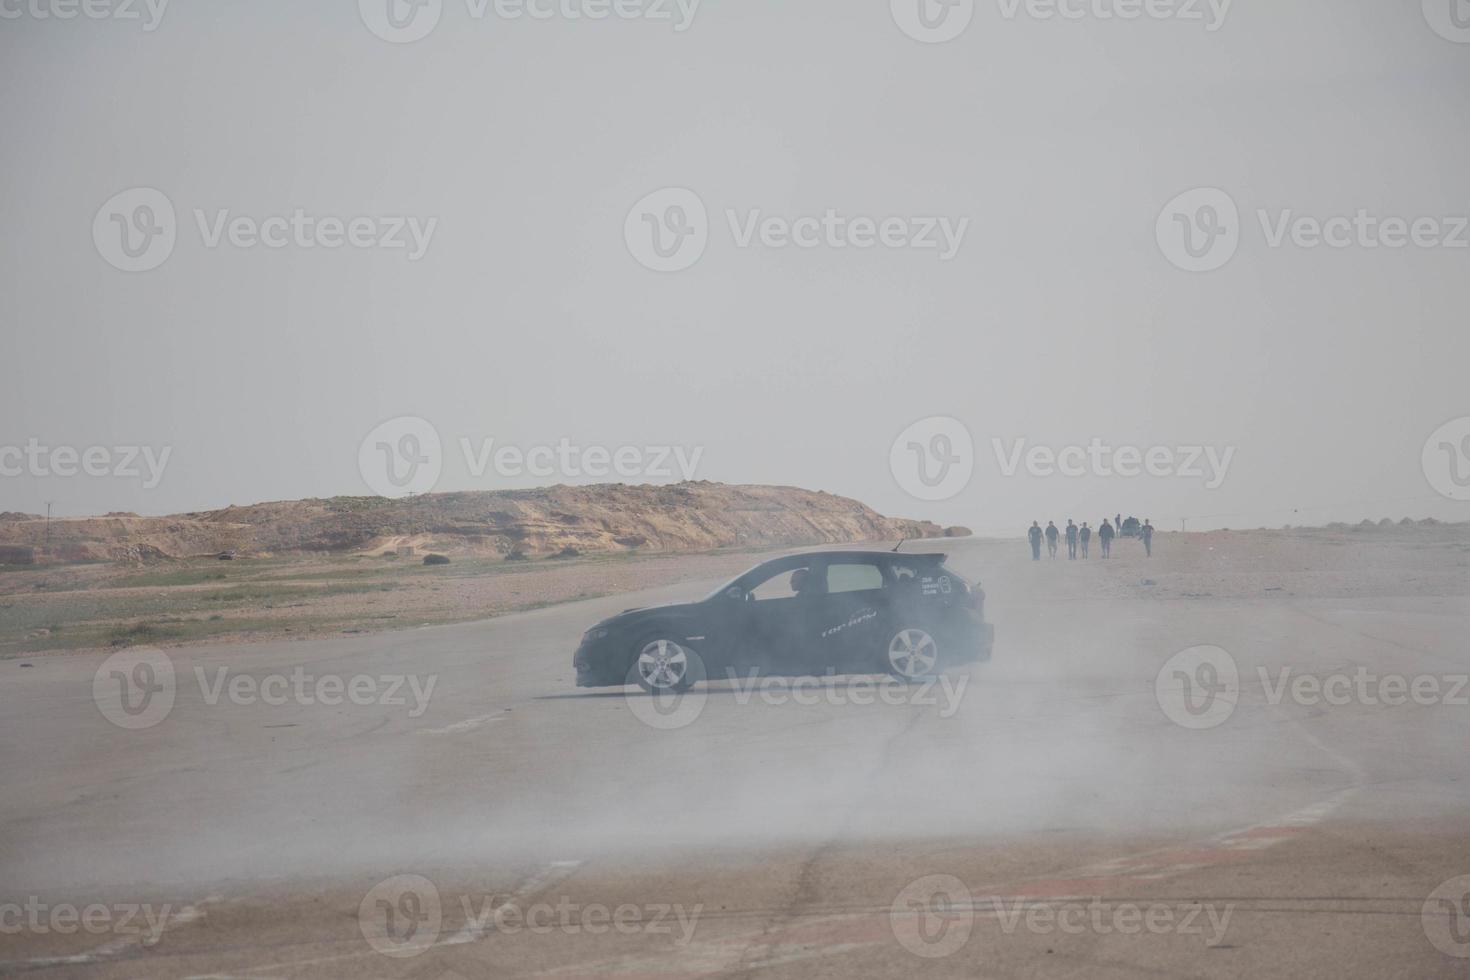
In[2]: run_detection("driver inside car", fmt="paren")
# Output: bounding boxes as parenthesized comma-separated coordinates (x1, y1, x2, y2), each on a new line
(789, 567, 812, 597)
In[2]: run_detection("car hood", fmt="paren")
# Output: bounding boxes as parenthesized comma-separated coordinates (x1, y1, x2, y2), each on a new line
(591, 601, 702, 631)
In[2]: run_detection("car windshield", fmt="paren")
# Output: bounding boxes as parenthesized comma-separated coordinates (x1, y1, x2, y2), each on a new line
(704, 562, 777, 600)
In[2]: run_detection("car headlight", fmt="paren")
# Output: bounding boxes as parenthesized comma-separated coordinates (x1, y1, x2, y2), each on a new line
(583, 627, 610, 643)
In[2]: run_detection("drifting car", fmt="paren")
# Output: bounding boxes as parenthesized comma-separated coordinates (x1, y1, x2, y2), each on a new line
(573, 550, 994, 693)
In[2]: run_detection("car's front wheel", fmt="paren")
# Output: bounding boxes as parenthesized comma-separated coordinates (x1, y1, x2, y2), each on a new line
(886, 627, 939, 681)
(632, 638, 700, 694)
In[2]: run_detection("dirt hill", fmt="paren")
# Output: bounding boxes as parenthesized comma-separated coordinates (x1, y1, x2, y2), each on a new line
(0, 483, 953, 563)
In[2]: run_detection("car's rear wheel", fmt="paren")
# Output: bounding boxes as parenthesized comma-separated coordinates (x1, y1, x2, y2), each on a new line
(633, 638, 698, 694)
(886, 627, 939, 680)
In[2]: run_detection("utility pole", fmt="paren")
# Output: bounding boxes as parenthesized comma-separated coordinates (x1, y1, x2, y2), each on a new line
(44, 501, 54, 562)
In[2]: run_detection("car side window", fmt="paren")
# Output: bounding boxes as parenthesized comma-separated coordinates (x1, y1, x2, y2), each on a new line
(826, 562, 884, 594)
(749, 565, 814, 601)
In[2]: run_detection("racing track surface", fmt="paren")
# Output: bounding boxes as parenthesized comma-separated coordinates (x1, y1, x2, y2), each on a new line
(2, 538, 1469, 978)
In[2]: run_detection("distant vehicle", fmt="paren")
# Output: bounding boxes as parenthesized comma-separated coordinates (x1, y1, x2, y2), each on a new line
(1120, 517, 1142, 538)
(573, 551, 994, 693)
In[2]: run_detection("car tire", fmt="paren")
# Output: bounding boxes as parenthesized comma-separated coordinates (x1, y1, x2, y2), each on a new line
(885, 627, 940, 681)
(631, 636, 701, 694)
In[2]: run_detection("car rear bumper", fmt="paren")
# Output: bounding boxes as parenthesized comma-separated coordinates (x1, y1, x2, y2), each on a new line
(975, 622, 994, 662)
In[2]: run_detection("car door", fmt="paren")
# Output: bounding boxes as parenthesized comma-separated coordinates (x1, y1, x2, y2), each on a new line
(810, 558, 890, 672)
(725, 559, 820, 676)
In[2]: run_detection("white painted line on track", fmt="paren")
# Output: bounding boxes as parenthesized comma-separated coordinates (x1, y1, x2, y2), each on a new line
(414, 713, 506, 736)
(8, 900, 212, 970)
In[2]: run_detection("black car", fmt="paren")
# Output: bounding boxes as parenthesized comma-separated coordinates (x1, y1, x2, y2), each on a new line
(573, 551, 994, 693)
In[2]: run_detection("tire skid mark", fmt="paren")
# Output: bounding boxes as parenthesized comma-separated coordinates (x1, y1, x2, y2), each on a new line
(543, 679, 1373, 978)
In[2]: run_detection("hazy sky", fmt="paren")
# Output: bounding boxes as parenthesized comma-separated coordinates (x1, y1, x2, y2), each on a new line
(2, 0, 1468, 534)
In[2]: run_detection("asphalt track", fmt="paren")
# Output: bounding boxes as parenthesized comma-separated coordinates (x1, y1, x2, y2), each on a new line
(2, 538, 1469, 977)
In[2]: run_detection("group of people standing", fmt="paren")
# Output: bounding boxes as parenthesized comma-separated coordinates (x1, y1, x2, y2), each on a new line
(1028, 516, 1154, 561)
